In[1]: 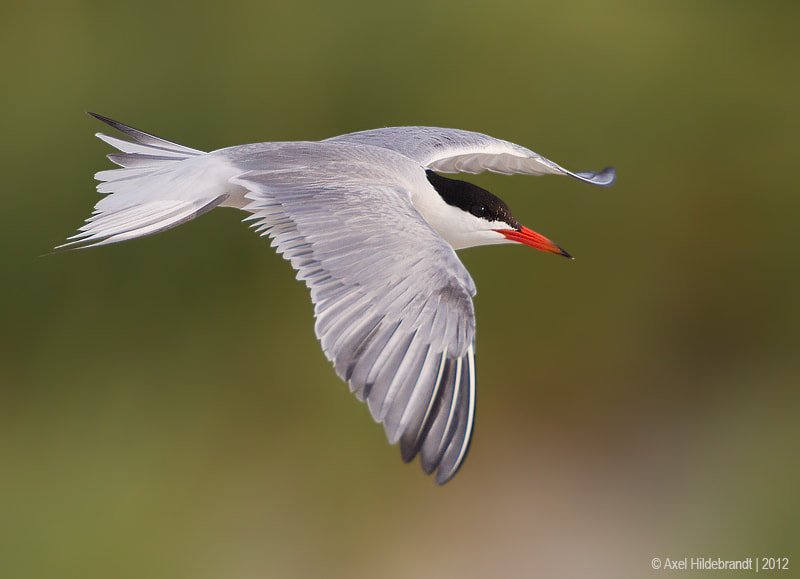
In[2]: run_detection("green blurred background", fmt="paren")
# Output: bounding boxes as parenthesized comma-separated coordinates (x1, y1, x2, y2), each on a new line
(2, 1, 798, 577)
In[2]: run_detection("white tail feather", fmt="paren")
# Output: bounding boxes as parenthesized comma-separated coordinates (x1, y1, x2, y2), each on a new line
(57, 114, 241, 250)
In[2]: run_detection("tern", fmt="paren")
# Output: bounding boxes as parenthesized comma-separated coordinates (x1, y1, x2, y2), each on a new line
(60, 113, 615, 484)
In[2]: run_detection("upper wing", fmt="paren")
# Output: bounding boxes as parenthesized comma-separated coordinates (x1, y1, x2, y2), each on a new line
(326, 126, 616, 186)
(219, 142, 478, 483)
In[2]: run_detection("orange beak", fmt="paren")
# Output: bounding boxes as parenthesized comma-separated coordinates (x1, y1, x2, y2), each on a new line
(495, 226, 573, 259)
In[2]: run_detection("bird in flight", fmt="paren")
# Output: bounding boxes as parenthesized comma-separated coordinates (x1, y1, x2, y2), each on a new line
(60, 113, 615, 484)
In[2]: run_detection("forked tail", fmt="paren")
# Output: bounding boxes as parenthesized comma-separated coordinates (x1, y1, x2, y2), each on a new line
(57, 113, 235, 250)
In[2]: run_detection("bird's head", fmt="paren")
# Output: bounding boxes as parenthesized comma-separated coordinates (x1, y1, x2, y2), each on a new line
(424, 170, 572, 259)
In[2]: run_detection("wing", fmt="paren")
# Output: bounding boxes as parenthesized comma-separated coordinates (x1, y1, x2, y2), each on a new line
(220, 142, 478, 484)
(326, 126, 616, 186)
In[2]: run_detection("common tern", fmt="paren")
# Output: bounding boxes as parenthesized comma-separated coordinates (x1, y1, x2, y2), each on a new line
(60, 113, 615, 484)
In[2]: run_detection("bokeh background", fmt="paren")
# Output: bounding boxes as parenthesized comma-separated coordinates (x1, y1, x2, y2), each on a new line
(2, 1, 798, 577)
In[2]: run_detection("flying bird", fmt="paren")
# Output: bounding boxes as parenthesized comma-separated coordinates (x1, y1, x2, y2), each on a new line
(60, 113, 615, 484)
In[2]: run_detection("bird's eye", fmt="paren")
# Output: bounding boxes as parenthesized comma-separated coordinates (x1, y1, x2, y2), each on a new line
(470, 204, 486, 218)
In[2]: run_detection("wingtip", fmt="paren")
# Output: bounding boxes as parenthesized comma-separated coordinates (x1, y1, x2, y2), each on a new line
(433, 447, 470, 485)
(574, 166, 616, 187)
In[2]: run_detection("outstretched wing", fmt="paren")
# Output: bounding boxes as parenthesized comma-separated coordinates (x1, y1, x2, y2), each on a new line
(220, 142, 478, 483)
(326, 126, 616, 186)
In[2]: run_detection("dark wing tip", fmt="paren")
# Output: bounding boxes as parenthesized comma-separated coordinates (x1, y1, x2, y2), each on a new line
(86, 111, 124, 130)
(573, 166, 616, 187)
(86, 112, 159, 145)
(397, 350, 474, 485)
(86, 110, 110, 121)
